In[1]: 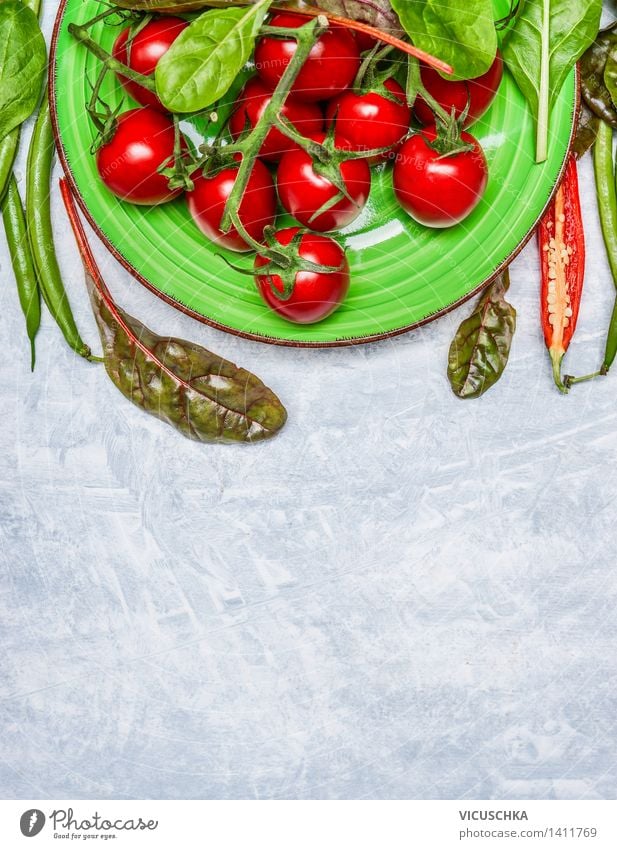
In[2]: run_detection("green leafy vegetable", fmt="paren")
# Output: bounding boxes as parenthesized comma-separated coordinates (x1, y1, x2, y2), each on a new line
(604, 48, 617, 112)
(92, 285, 287, 443)
(155, 0, 272, 113)
(502, 0, 602, 163)
(306, 0, 402, 34)
(447, 270, 516, 399)
(62, 179, 286, 443)
(114, 0, 253, 10)
(390, 0, 497, 81)
(580, 26, 617, 128)
(0, 0, 47, 143)
(572, 106, 599, 160)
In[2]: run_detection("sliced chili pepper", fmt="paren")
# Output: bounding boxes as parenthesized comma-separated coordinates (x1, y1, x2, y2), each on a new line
(537, 155, 585, 394)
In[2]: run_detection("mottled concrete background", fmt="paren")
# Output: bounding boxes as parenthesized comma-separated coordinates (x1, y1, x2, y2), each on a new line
(1, 4, 617, 801)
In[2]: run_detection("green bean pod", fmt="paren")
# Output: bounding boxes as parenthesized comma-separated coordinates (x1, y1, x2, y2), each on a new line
(2, 175, 41, 370)
(604, 135, 617, 373)
(26, 94, 92, 360)
(603, 298, 617, 373)
(593, 120, 617, 375)
(0, 129, 20, 205)
(594, 121, 617, 281)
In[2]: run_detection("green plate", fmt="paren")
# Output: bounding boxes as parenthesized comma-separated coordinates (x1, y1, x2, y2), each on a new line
(50, 0, 577, 347)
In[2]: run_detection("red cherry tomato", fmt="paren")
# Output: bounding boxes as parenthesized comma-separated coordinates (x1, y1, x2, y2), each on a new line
(277, 132, 371, 232)
(112, 17, 188, 111)
(229, 77, 323, 163)
(325, 78, 410, 161)
(393, 127, 488, 228)
(415, 52, 504, 127)
(254, 12, 360, 102)
(354, 30, 378, 53)
(96, 108, 184, 205)
(255, 227, 350, 324)
(187, 158, 276, 252)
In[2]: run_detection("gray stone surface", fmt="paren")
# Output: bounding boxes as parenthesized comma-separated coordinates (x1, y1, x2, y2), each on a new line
(1, 4, 616, 801)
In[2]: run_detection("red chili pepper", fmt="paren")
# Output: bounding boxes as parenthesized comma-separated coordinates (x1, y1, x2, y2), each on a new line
(537, 155, 585, 393)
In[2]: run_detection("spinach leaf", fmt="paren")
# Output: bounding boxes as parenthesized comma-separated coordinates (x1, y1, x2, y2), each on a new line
(155, 0, 271, 113)
(0, 0, 46, 143)
(447, 270, 516, 400)
(390, 0, 497, 81)
(502, 0, 602, 163)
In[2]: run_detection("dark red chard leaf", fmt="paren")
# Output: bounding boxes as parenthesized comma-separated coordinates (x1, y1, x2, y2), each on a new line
(447, 270, 517, 399)
(304, 0, 402, 34)
(60, 180, 287, 444)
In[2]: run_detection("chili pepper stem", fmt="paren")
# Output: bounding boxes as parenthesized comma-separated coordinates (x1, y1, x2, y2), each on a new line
(564, 370, 604, 387)
(549, 348, 570, 394)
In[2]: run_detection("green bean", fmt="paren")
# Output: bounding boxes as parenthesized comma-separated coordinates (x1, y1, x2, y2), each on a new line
(0, 129, 20, 205)
(1, 0, 41, 201)
(2, 175, 41, 370)
(602, 298, 617, 373)
(594, 121, 617, 281)
(26, 94, 94, 360)
(602, 134, 617, 374)
(592, 120, 617, 375)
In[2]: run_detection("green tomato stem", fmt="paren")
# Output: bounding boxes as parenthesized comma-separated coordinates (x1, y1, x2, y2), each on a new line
(68, 23, 157, 92)
(219, 17, 327, 234)
(406, 56, 451, 126)
(228, 209, 268, 255)
(78, 7, 122, 30)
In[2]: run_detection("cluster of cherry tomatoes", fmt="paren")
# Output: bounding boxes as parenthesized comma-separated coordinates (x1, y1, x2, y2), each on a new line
(95, 13, 503, 324)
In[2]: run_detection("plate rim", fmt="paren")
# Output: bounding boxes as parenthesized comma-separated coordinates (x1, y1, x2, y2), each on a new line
(49, 0, 580, 349)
